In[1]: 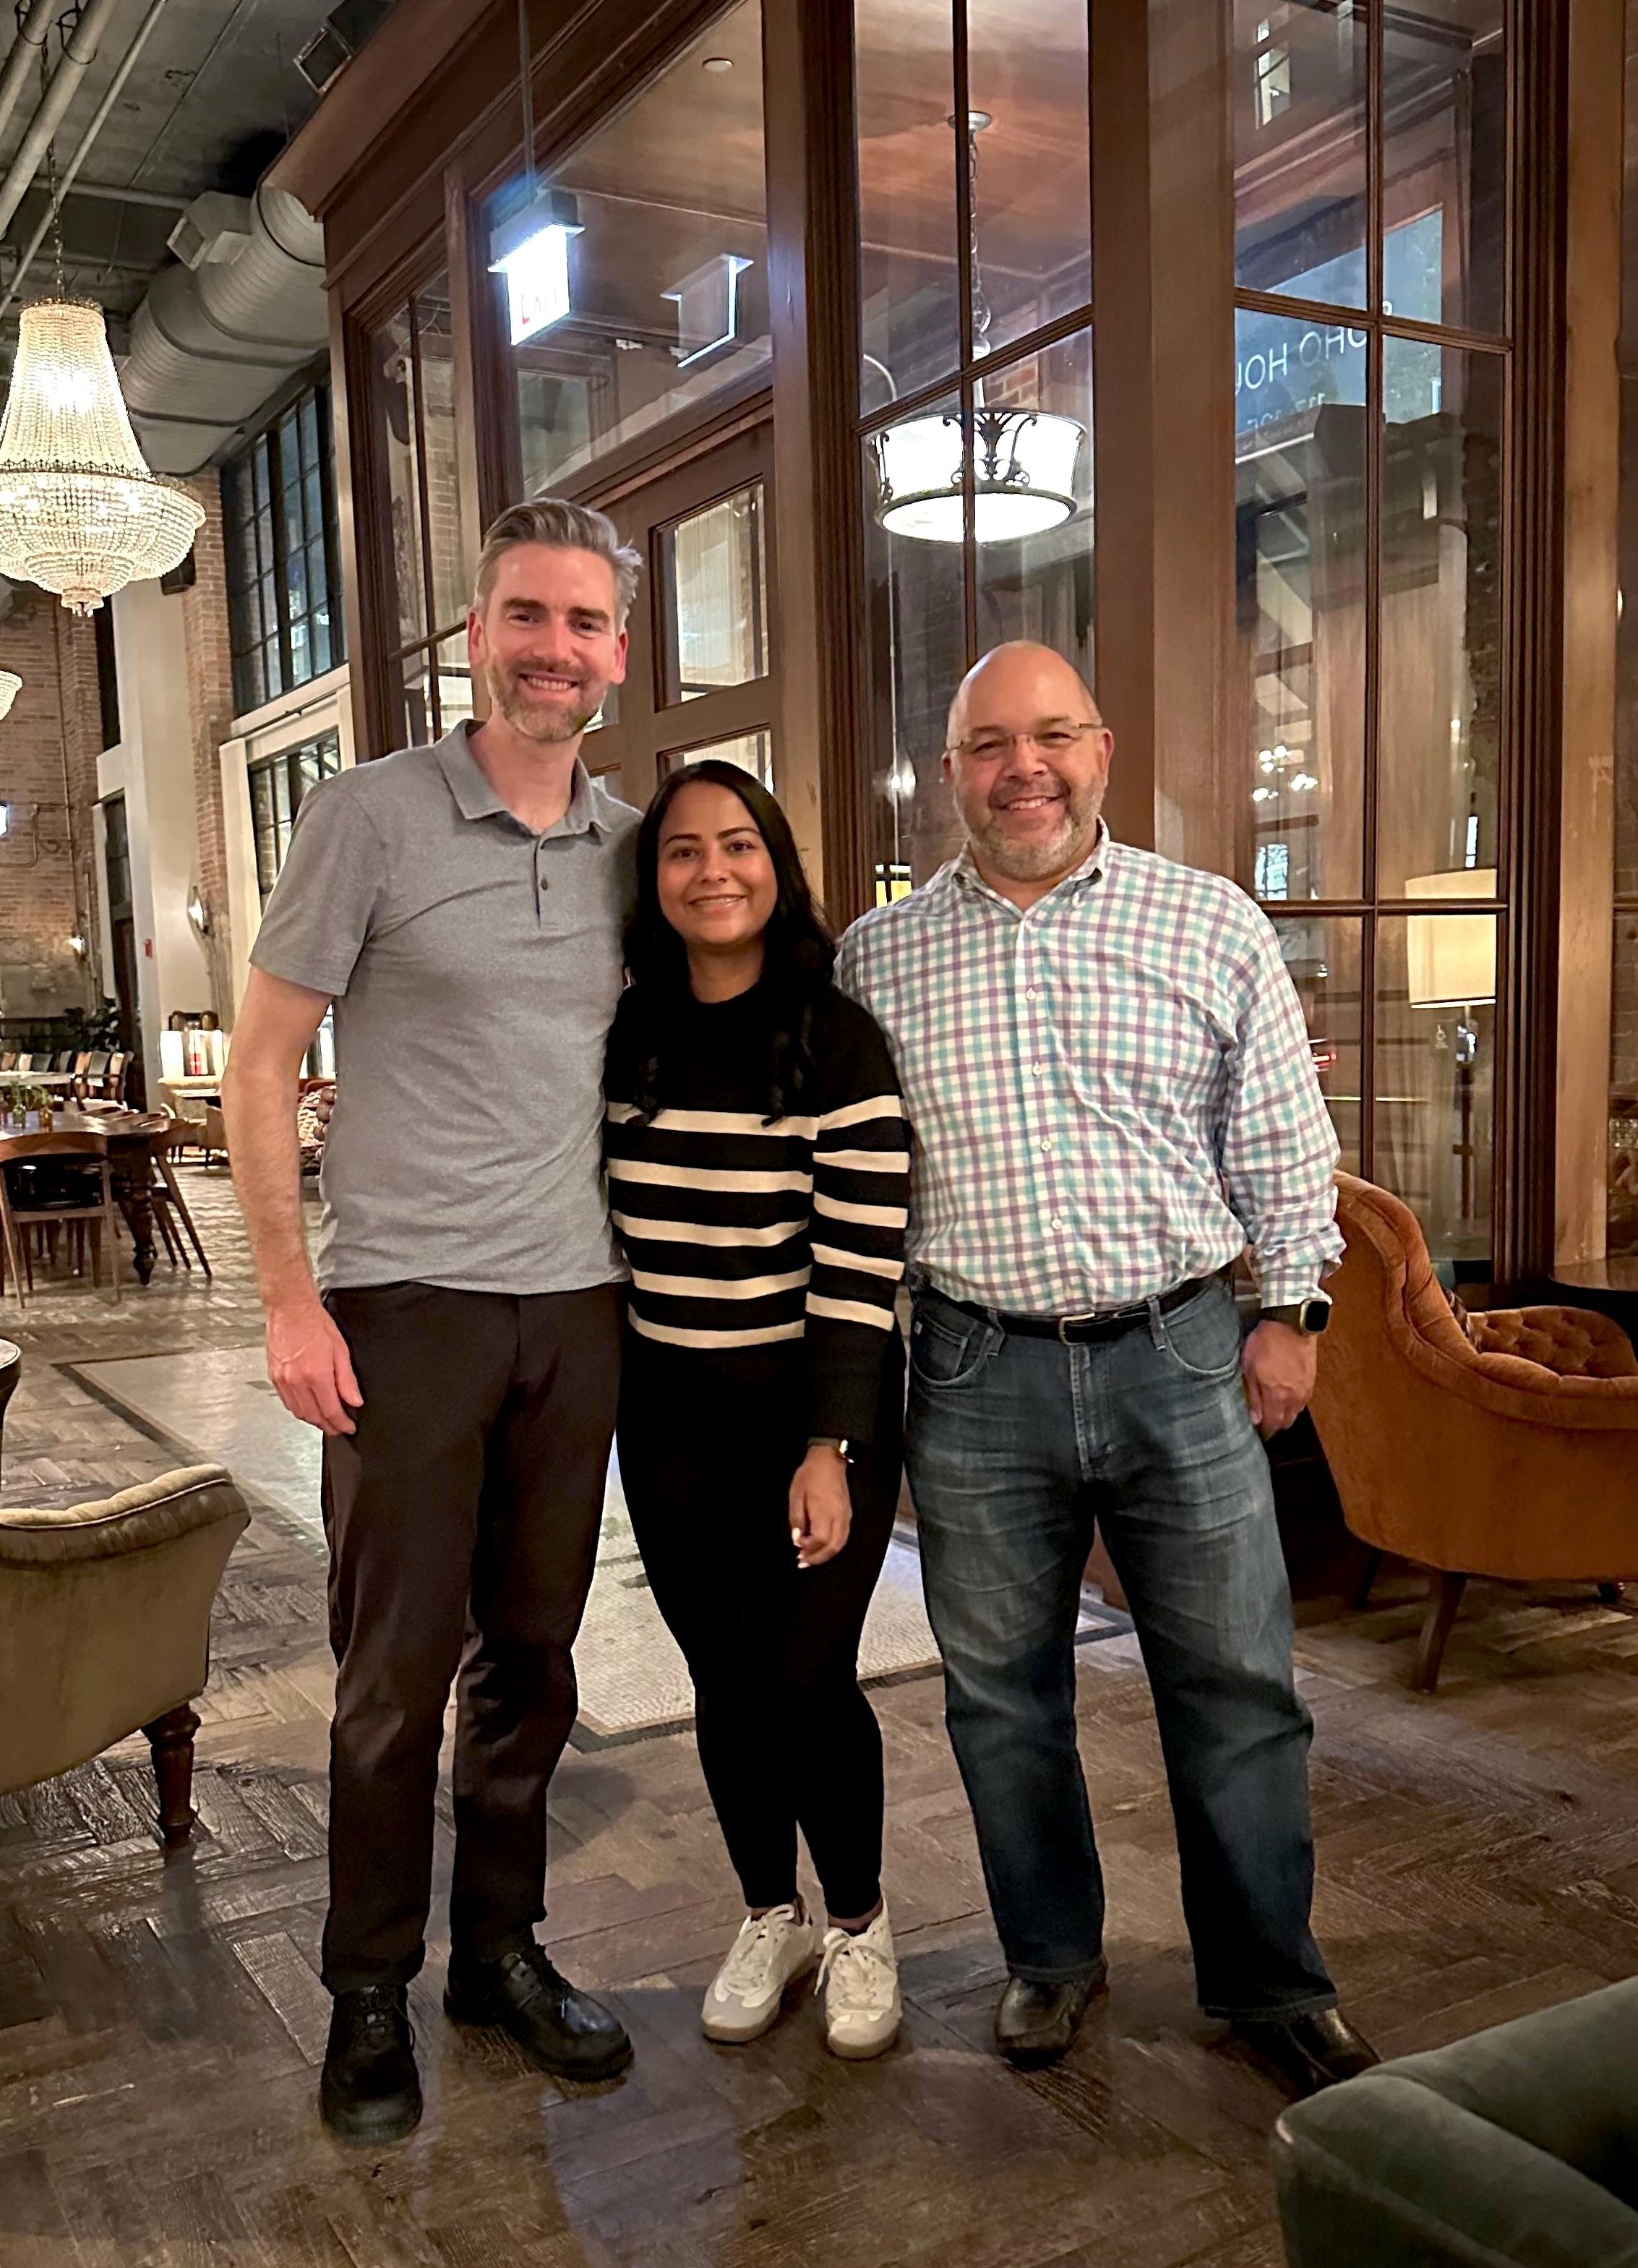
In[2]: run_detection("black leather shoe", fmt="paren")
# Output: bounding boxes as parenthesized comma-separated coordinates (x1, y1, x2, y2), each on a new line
(1232, 2007, 1379, 2096)
(994, 1963, 1108, 2068)
(445, 1938, 633, 2081)
(320, 1984, 421, 2144)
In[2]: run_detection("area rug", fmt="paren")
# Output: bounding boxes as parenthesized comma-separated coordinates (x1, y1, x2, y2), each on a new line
(69, 1343, 1128, 1744)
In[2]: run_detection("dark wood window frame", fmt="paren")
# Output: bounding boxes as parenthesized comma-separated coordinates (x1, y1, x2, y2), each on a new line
(313, 0, 1601, 1288)
(223, 381, 345, 719)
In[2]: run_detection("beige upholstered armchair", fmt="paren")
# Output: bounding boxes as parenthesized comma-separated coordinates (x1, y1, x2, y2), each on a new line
(0, 1465, 249, 1841)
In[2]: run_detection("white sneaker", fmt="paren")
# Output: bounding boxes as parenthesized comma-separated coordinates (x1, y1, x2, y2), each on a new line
(818, 1907, 901, 2061)
(701, 1904, 820, 2042)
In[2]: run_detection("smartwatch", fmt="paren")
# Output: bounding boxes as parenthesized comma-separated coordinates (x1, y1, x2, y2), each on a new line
(1258, 1296, 1332, 1335)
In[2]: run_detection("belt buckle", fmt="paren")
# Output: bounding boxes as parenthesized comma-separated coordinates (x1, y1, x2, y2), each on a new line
(1057, 1309, 1099, 1343)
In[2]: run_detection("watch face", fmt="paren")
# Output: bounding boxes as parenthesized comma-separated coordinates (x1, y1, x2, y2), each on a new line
(1301, 1298, 1331, 1335)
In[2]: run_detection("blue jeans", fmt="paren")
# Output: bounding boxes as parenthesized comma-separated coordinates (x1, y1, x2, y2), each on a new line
(906, 1275, 1336, 2021)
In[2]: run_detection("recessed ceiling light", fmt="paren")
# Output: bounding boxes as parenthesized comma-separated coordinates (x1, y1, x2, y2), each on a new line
(702, 56, 732, 72)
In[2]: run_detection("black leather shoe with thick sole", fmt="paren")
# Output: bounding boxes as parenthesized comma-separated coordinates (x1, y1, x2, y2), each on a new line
(1232, 2006, 1380, 2096)
(320, 1984, 421, 2145)
(994, 1963, 1109, 2068)
(445, 1939, 633, 2081)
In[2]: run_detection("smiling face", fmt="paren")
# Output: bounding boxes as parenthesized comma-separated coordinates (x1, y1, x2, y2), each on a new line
(655, 776, 779, 962)
(943, 643, 1113, 891)
(467, 542, 628, 745)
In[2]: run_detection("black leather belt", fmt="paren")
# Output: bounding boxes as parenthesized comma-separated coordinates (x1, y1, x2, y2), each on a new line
(939, 1267, 1230, 1346)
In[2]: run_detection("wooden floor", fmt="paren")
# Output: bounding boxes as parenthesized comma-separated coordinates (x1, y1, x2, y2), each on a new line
(4, 1171, 1638, 2267)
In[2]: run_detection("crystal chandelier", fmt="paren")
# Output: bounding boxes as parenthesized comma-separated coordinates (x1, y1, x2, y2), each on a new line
(872, 112, 1084, 547)
(0, 298, 204, 615)
(0, 668, 19, 720)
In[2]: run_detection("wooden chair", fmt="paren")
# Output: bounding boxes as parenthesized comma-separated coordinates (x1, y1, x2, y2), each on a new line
(0, 1131, 121, 1307)
(132, 1121, 212, 1277)
(103, 1053, 129, 1105)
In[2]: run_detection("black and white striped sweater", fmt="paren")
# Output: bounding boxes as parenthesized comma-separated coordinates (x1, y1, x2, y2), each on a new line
(603, 978, 909, 1442)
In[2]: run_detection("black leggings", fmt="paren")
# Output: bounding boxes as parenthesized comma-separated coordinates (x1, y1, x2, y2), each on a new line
(617, 1330, 905, 1919)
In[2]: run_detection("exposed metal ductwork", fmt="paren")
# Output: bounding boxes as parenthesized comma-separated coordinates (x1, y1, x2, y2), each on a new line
(120, 181, 328, 476)
(0, 0, 122, 242)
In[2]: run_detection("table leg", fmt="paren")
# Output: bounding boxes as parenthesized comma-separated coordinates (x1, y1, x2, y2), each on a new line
(127, 1178, 157, 1284)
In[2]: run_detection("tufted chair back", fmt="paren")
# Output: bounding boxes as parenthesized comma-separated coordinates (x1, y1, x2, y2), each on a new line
(1308, 1176, 1638, 1682)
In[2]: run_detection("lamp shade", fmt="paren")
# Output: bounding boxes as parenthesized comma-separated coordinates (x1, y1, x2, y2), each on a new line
(0, 299, 205, 614)
(0, 667, 19, 720)
(1405, 868, 1498, 1007)
(874, 408, 1084, 544)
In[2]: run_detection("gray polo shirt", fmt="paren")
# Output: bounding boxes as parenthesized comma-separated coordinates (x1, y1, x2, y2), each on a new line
(249, 724, 639, 1295)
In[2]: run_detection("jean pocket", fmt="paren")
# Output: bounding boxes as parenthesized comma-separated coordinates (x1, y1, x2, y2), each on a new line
(1153, 1282, 1245, 1382)
(908, 1305, 998, 1389)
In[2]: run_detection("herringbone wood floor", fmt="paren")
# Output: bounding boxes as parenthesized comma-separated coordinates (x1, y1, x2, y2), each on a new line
(3, 1169, 1638, 2267)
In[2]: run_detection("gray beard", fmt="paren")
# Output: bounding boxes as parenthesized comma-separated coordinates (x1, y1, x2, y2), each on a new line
(491, 672, 601, 743)
(967, 784, 1104, 881)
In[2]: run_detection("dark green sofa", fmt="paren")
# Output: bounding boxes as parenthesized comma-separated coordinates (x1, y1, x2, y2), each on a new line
(1273, 1979, 1638, 2267)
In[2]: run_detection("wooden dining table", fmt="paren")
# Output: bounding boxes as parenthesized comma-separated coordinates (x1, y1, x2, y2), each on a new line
(0, 1105, 173, 1285)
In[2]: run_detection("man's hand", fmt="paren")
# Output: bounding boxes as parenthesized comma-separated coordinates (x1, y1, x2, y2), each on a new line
(1241, 1320, 1317, 1438)
(268, 1298, 363, 1436)
(789, 1446, 853, 1569)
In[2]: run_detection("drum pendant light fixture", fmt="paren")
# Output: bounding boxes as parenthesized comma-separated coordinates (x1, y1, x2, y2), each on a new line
(873, 111, 1083, 546)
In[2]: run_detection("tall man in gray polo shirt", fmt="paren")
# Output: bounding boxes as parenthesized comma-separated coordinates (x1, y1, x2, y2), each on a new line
(224, 499, 640, 2144)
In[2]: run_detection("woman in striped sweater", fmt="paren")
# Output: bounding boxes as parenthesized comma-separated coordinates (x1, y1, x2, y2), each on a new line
(605, 759, 909, 2061)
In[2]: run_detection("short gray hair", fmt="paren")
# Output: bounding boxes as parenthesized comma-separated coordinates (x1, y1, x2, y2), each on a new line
(472, 497, 643, 624)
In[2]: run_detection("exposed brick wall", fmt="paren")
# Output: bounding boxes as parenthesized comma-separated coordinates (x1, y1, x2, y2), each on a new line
(0, 586, 101, 1027)
(181, 476, 238, 1022)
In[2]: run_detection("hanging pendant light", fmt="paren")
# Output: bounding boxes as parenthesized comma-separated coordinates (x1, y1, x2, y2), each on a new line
(0, 668, 20, 719)
(0, 296, 204, 614)
(872, 111, 1084, 547)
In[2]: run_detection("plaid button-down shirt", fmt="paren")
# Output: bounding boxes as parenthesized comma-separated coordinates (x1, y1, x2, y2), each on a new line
(836, 829, 1342, 1316)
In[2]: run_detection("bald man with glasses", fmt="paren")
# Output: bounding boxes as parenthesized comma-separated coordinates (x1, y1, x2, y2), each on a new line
(839, 641, 1375, 2096)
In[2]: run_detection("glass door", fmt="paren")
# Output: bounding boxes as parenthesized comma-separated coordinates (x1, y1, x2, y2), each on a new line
(584, 422, 777, 812)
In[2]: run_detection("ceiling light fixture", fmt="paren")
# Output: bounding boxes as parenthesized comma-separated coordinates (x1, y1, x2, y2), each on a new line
(873, 111, 1083, 547)
(0, 119, 203, 615)
(0, 299, 205, 615)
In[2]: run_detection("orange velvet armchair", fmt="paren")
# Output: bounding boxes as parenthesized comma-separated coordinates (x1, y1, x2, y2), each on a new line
(1308, 1175, 1638, 1690)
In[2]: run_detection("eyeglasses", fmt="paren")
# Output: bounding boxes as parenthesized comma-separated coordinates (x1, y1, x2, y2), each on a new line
(946, 722, 1105, 761)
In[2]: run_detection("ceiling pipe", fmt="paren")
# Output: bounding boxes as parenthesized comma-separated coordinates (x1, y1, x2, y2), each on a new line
(0, 0, 124, 245)
(0, 0, 173, 328)
(0, 0, 56, 153)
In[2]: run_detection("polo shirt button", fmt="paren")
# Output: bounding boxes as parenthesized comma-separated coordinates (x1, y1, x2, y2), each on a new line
(1052, 1215, 1068, 1229)
(1031, 1062, 1044, 1076)
(1039, 1137, 1052, 1152)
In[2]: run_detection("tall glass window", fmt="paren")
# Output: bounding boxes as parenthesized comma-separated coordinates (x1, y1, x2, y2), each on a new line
(856, 1, 1094, 900)
(223, 383, 343, 717)
(1232, 0, 1510, 1275)
(370, 274, 471, 749)
(483, 1, 768, 505)
(248, 730, 343, 904)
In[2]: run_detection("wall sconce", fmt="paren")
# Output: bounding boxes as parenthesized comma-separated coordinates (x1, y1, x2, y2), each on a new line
(0, 801, 9, 836)
(0, 668, 20, 721)
(68, 933, 87, 959)
(186, 886, 212, 939)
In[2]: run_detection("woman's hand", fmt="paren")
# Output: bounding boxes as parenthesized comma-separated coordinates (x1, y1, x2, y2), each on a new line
(789, 1445, 853, 1569)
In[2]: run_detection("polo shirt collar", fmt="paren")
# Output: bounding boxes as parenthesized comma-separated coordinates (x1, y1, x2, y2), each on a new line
(435, 722, 604, 836)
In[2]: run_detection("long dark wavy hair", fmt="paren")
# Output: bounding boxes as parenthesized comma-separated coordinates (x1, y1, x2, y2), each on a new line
(619, 759, 834, 1124)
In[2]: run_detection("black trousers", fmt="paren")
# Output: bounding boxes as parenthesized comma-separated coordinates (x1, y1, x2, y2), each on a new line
(320, 1280, 620, 1994)
(617, 1330, 905, 1919)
